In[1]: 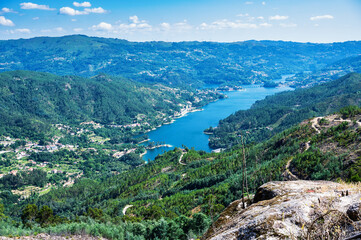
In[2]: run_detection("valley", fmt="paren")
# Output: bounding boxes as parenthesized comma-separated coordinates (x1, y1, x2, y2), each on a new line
(141, 82, 292, 161)
(0, 36, 361, 240)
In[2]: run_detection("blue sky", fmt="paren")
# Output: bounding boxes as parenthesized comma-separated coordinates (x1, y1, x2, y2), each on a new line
(0, 0, 360, 42)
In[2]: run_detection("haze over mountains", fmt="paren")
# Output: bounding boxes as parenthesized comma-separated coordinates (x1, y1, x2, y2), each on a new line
(1, 35, 361, 86)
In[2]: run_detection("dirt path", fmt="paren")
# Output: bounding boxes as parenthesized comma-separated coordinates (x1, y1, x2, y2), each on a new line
(310, 117, 322, 134)
(122, 205, 133, 215)
(305, 141, 310, 151)
(284, 158, 299, 180)
(179, 151, 186, 165)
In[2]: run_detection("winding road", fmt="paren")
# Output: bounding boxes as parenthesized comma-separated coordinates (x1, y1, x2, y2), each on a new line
(179, 151, 186, 165)
(122, 205, 133, 215)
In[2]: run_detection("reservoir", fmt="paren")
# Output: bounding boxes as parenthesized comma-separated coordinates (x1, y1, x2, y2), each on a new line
(142, 81, 293, 161)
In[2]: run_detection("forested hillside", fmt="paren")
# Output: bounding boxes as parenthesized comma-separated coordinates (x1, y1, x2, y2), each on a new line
(288, 54, 361, 87)
(207, 73, 361, 148)
(0, 70, 221, 139)
(2, 106, 361, 239)
(1, 35, 361, 86)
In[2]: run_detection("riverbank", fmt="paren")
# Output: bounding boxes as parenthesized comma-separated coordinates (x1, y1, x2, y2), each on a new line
(140, 83, 293, 161)
(146, 144, 173, 150)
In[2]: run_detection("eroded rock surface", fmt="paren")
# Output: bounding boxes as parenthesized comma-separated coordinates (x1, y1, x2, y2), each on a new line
(203, 180, 361, 240)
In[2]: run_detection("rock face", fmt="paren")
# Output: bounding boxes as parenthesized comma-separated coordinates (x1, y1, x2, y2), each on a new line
(203, 180, 361, 240)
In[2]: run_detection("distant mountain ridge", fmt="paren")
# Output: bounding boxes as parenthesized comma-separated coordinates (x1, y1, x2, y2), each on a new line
(1, 35, 361, 86)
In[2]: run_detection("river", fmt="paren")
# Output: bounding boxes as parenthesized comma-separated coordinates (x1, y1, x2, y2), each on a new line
(142, 78, 293, 161)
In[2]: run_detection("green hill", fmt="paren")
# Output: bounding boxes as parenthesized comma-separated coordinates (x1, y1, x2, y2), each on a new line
(208, 72, 361, 148)
(0, 70, 220, 139)
(288, 54, 361, 87)
(2, 105, 361, 239)
(1, 35, 361, 86)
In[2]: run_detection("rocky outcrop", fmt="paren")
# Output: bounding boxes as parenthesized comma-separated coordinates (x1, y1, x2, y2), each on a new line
(203, 180, 361, 240)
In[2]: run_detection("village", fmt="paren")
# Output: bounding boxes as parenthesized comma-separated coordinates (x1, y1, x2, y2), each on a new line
(0, 100, 208, 197)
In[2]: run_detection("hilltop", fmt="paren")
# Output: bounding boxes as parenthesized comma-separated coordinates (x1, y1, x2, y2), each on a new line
(1, 35, 361, 86)
(203, 180, 361, 239)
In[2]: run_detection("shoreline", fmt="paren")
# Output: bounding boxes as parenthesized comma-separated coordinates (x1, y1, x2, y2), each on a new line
(138, 138, 150, 144)
(146, 144, 173, 150)
(140, 150, 147, 158)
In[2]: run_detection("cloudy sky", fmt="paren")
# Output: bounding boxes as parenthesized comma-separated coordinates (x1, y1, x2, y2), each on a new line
(0, 0, 360, 42)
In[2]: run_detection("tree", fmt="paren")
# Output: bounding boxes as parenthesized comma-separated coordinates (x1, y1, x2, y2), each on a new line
(36, 205, 53, 227)
(149, 218, 168, 240)
(21, 204, 38, 228)
(0, 203, 6, 220)
(85, 207, 104, 221)
(191, 213, 210, 236)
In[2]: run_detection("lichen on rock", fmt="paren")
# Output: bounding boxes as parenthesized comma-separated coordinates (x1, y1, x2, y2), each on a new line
(203, 180, 361, 240)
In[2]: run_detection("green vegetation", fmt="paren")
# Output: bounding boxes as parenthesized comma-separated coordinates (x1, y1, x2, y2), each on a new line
(0, 36, 361, 238)
(0, 70, 221, 140)
(288, 55, 361, 87)
(209, 73, 361, 148)
(0, 106, 359, 238)
(1, 35, 361, 86)
(0, 70, 222, 198)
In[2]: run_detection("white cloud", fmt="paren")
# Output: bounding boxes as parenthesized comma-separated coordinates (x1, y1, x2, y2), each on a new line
(260, 23, 272, 27)
(59, 7, 88, 15)
(269, 15, 289, 21)
(32, 17, 39, 20)
(129, 15, 140, 24)
(84, 7, 107, 14)
(91, 22, 113, 31)
(310, 15, 334, 21)
(71, 19, 77, 22)
(55, 27, 65, 32)
(119, 16, 152, 31)
(73, 28, 83, 32)
(0, 16, 15, 26)
(245, 1, 253, 4)
(238, 13, 249, 17)
(59, 6, 107, 15)
(2, 7, 11, 13)
(160, 22, 171, 30)
(10, 28, 31, 34)
(257, 16, 264, 20)
(280, 23, 297, 28)
(262, 1, 266, 5)
(159, 21, 192, 32)
(173, 21, 192, 31)
(2, 7, 17, 13)
(20, 2, 55, 11)
(200, 19, 258, 30)
(73, 2, 91, 8)
(91, 16, 153, 34)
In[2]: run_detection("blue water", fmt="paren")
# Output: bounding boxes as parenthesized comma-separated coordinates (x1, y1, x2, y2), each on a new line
(142, 84, 293, 161)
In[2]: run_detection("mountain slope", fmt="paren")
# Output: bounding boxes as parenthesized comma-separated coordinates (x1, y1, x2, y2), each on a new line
(288, 54, 361, 87)
(2, 105, 361, 238)
(208, 72, 361, 148)
(1, 35, 361, 86)
(0, 70, 220, 139)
